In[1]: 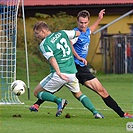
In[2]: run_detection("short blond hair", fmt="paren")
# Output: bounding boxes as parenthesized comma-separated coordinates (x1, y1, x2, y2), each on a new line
(33, 21, 49, 31)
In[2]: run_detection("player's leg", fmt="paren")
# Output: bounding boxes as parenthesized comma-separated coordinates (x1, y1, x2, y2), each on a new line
(29, 99, 44, 112)
(29, 73, 68, 116)
(76, 65, 133, 118)
(73, 91, 104, 118)
(65, 73, 104, 118)
(84, 78, 133, 118)
(84, 78, 109, 98)
(36, 85, 68, 117)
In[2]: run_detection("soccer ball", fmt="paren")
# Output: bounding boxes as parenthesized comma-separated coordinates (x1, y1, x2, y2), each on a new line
(11, 80, 26, 96)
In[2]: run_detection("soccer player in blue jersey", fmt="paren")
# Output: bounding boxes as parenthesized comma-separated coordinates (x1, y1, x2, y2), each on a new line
(29, 21, 104, 118)
(70, 9, 133, 118)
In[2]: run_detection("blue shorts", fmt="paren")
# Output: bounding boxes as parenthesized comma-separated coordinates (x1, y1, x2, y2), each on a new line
(75, 64, 95, 85)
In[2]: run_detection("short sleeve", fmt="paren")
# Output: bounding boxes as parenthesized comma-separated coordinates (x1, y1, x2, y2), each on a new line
(62, 30, 76, 39)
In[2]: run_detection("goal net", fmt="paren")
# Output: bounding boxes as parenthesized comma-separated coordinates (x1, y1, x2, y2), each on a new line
(0, 0, 23, 104)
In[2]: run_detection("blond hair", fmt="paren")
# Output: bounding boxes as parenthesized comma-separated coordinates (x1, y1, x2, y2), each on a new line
(33, 21, 49, 31)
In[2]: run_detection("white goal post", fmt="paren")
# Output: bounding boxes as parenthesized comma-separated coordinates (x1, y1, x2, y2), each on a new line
(0, 0, 28, 104)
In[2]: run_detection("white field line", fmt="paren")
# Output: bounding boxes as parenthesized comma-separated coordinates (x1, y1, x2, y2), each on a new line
(24, 105, 133, 112)
(0, 104, 132, 112)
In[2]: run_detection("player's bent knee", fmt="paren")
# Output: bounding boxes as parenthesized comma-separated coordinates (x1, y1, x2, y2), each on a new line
(33, 90, 38, 97)
(100, 89, 109, 98)
(72, 91, 82, 99)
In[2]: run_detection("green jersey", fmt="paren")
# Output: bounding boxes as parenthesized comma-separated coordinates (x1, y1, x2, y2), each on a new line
(39, 30, 77, 74)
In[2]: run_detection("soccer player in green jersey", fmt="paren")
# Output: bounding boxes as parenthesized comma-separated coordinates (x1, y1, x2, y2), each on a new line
(29, 21, 104, 118)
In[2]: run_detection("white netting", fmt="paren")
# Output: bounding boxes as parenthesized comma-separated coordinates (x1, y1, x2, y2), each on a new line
(0, 0, 23, 104)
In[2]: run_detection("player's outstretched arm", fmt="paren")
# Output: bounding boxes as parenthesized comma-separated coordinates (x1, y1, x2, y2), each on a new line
(90, 9, 105, 33)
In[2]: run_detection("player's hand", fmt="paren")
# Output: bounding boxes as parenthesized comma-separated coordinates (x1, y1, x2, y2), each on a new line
(98, 9, 105, 20)
(58, 73, 70, 82)
(79, 57, 87, 65)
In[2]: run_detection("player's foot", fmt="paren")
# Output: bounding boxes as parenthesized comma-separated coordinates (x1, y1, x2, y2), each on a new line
(56, 99, 68, 117)
(94, 113, 104, 119)
(124, 112, 133, 118)
(29, 104, 39, 112)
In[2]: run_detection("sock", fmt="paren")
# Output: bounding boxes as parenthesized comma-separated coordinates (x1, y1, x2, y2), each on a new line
(34, 99, 44, 106)
(79, 94, 98, 114)
(102, 95, 125, 117)
(37, 91, 62, 104)
(34, 92, 55, 106)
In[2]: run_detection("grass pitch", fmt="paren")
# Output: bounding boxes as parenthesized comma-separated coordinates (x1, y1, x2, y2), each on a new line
(0, 74, 133, 133)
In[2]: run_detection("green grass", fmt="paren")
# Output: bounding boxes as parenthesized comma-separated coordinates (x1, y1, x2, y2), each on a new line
(1, 74, 133, 133)
(0, 50, 133, 133)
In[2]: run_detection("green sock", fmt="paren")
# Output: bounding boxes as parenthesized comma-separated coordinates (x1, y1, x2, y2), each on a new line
(37, 91, 61, 104)
(79, 94, 98, 114)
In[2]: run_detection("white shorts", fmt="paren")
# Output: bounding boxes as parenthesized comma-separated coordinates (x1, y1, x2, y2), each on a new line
(40, 72, 80, 93)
